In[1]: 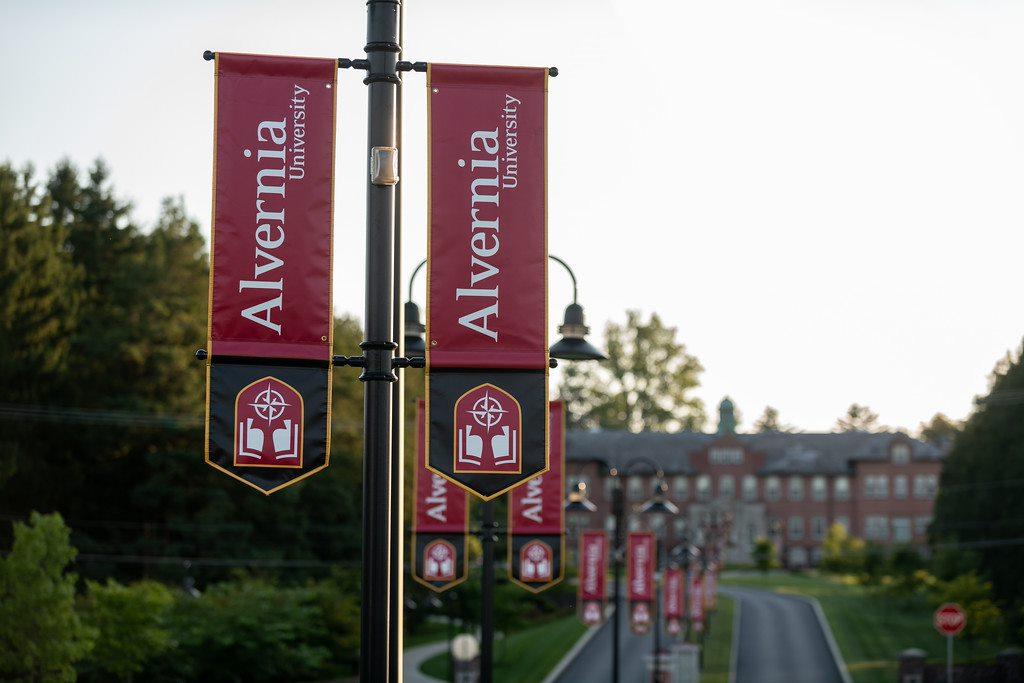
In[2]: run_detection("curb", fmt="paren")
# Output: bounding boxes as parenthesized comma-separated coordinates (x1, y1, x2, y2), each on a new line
(800, 595, 853, 683)
(541, 606, 613, 683)
(728, 594, 741, 683)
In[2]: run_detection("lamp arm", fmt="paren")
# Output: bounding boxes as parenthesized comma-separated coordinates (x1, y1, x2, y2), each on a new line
(408, 254, 578, 305)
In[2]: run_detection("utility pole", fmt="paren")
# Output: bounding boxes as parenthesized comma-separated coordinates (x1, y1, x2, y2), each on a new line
(362, 0, 400, 679)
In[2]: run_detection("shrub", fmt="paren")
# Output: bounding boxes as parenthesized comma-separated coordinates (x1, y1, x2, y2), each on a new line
(78, 579, 174, 681)
(0, 512, 95, 682)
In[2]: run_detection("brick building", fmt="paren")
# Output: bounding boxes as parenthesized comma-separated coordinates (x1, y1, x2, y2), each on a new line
(565, 398, 946, 567)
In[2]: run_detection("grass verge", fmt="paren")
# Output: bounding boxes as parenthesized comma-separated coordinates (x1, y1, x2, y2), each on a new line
(701, 595, 736, 683)
(722, 572, 1007, 683)
(420, 614, 587, 682)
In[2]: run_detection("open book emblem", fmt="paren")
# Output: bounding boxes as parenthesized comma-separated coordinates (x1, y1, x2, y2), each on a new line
(520, 539, 553, 582)
(423, 539, 456, 582)
(453, 383, 522, 474)
(233, 377, 304, 469)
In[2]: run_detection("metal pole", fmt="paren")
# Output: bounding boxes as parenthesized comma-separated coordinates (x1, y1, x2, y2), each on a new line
(612, 480, 623, 683)
(362, 1, 400, 680)
(653, 540, 661, 681)
(387, 0, 405, 678)
(481, 500, 496, 683)
(948, 634, 953, 683)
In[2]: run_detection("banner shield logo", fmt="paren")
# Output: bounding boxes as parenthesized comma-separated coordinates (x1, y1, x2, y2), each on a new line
(454, 384, 522, 474)
(631, 602, 652, 635)
(234, 377, 304, 468)
(519, 540, 553, 582)
(422, 539, 457, 582)
(582, 601, 603, 626)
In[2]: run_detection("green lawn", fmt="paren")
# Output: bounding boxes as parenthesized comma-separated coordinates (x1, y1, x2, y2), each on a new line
(722, 572, 1007, 683)
(701, 595, 736, 683)
(420, 614, 587, 682)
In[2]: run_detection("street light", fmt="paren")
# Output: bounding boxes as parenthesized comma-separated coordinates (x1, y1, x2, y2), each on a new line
(404, 255, 605, 360)
(564, 457, 675, 683)
(639, 475, 678, 682)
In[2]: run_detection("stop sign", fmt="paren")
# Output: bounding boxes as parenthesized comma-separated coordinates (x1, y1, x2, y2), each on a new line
(934, 603, 966, 636)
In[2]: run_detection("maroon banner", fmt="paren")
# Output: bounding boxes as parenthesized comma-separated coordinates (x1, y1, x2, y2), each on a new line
(204, 53, 336, 495)
(578, 531, 607, 626)
(689, 572, 705, 632)
(425, 64, 549, 501)
(665, 568, 684, 620)
(209, 53, 335, 362)
(508, 401, 564, 592)
(628, 532, 655, 635)
(412, 401, 469, 592)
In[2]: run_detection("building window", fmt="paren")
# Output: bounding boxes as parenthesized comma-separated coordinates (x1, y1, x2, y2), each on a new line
(892, 443, 911, 466)
(767, 517, 782, 537)
(892, 518, 911, 543)
(628, 476, 646, 502)
(834, 516, 850, 532)
(865, 515, 889, 541)
(568, 513, 591, 530)
(673, 518, 687, 536)
(696, 475, 712, 502)
(865, 475, 889, 499)
(834, 476, 850, 502)
(811, 516, 827, 541)
(811, 476, 827, 502)
(788, 516, 804, 540)
(628, 515, 641, 532)
(765, 476, 781, 502)
(914, 474, 938, 499)
(605, 476, 617, 500)
(709, 447, 744, 465)
(673, 476, 689, 501)
(742, 475, 758, 502)
(719, 475, 735, 499)
(788, 476, 805, 502)
(893, 475, 908, 500)
(649, 514, 665, 535)
(605, 515, 616, 534)
(915, 517, 931, 537)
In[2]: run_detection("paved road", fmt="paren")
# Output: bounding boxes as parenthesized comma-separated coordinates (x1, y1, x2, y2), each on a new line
(554, 596, 663, 682)
(403, 640, 447, 683)
(724, 586, 845, 683)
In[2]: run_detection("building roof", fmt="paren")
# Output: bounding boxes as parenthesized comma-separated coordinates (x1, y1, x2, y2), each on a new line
(566, 429, 946, 475)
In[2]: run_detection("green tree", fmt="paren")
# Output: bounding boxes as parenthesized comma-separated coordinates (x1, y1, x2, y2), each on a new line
(820, 522, 865, 574)
(834, 403, 885, 433)
(932, 573, 1003, 642)
(559, 310, 705, 431)
(0, 512, 95, 682)
(918, 412, 960, 448)
(753, 406, 795, 433)
(932, 342, 1024, 614)
(78, 579, 174, 682)
(751, 537, 776, 576)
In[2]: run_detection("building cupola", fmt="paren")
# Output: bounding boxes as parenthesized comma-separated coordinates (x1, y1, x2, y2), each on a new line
(717, 396, 737, 434)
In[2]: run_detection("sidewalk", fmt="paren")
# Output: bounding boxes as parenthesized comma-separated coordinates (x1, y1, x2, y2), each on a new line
(403, 640, 448, 683)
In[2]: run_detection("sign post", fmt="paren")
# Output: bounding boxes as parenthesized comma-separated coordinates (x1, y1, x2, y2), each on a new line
(934, 603, 966, 683)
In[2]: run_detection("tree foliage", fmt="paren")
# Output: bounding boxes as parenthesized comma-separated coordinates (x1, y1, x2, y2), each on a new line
(0, 512, 95, 682)
(918, 412, 961, 448)
(834, 403, 884, 433)
(751, 537, 777, 575)
(820, 522, 865, 574)
(559, 310, 705, 432)
(932, 342, 1024, 621)
(753, 406, 796, 433)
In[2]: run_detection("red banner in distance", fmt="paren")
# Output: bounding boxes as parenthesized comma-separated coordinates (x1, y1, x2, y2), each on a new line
(578, 531, 607, 626)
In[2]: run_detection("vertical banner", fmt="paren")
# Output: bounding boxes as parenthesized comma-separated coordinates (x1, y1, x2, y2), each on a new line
(628, 532, 655, 635)
(664, 568, 684, 636)
(204, 52, 337, 495)
(508, 401, 564, 592)
(425, 64, 549, 500)
(578, 531, 607, 626)
(412, 401, 469, 591)
(689, 571, 705, 633)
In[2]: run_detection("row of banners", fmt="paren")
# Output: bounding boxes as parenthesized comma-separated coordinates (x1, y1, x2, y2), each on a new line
(198, 51, 715, 629)
(203, 53, 553, 500)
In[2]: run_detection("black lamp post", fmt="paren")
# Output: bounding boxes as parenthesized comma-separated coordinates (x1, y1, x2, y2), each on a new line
(404, 255, 605, 361)
(565, 457, 677, 683)
(638, 476, 679, 681)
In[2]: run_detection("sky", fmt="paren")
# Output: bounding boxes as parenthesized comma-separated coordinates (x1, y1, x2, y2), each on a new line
(3, 0, 1024, 433)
